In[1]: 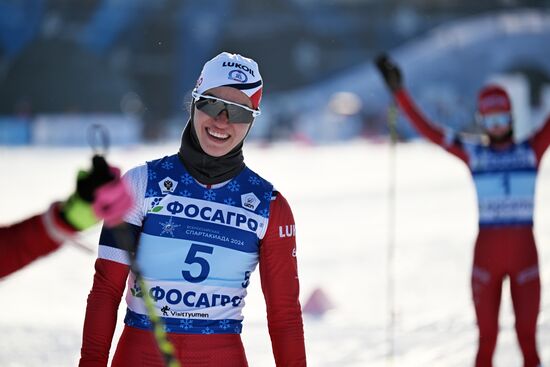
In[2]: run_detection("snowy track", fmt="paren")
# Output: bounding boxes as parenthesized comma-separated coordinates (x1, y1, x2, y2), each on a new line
(1, 141, 549, 366)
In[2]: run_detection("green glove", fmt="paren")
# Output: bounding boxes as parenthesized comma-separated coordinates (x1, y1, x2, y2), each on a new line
(61, 156, 115, 230)
(61, 171, 99, 230)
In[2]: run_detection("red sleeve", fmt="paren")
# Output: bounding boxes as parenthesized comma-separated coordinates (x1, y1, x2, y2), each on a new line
(0, 204, 75, 279)
(79, 256, 129, 366)
(395, 88, 469, 163)
(259, 192, 306, 367)
(529, 114, 550, 162)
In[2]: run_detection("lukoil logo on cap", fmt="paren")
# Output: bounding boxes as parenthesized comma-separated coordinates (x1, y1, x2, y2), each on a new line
(222, 61, 255, 77)
(194, 52, 263, 109)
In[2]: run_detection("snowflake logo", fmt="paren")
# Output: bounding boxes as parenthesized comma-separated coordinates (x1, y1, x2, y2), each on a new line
(178, 190, 192, 197)
(201, 327, 214, 335)
(145, 188, 159, 197)
(160, 217, 181, 237)
(263, 192, 272, 200)
(259, 208, 269, 218)
(228, 181, 240, 192)
(180, 319, 193, 330)
(165, 326, 173, 332)
(219, 320, 230, 330)
(181, 174, 194, 185)
(161, 161, 174, 170)
(224, 197, 236, 206)
(248, 176, 261, 185)
(233, 325, 242, 333)
(142, 317, 152, 328)
(148, 171, 157, 180)
(204, 190, 216, 201)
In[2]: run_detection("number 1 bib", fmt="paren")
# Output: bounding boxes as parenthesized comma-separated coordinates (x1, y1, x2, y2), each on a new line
(465, 142, 537, 226)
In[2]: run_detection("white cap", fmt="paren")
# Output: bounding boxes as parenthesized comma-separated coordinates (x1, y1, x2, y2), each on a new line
(193, 52, 263, 109)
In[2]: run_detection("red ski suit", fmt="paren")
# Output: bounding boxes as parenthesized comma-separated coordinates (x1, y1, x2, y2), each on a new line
(79, 186, 306, 367)
(395, 88, 550, 367)
(0, 204, 75, 279)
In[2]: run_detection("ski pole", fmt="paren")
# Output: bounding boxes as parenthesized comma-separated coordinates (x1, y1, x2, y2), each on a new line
(111, 224, 182, 367)
(87, 124, 182, 367)
(386, 103, 398, 365)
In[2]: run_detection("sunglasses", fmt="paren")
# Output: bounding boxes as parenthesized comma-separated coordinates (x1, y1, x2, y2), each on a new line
(192, 92, 260, 124)
(478, 112, 512, 129)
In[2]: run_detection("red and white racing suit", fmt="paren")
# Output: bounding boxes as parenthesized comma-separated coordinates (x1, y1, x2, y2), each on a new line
(79, 163, 306, 367)
(0, 204, 75, 279)
(395, 88, 550, 367)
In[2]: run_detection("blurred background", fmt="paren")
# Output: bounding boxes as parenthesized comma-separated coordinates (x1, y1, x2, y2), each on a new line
(1, 0, 549, 146)
(2, 2, 550, 366)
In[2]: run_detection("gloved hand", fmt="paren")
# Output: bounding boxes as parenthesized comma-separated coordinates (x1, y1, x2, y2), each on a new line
(61, 156, 133, 230)
(375, 54, 403, 93)
(92, 167, 133, 227)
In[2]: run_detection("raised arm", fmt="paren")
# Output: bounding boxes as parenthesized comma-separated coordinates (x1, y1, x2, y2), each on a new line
(259, 191, 306, 367)
(375, 54, 469, 163)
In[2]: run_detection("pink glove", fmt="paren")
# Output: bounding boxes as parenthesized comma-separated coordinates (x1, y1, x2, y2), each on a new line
(92, 167, 134, 227)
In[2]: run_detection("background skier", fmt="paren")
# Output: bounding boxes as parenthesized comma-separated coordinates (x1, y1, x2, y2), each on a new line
(376, 54, 550, 367)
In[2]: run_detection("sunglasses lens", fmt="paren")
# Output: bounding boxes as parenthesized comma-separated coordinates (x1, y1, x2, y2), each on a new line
(482, 113, 511, 128)
(226, 105, 254, 124)
(195, 98, 225, 118)
(195, 97, 255, 124)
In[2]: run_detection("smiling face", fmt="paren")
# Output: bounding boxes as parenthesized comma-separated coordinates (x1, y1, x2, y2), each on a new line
(193, 86, 253, 157)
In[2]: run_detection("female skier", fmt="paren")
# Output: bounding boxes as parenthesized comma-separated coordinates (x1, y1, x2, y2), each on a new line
(79, 52, 306, 367)
(377, 54, 550, 367)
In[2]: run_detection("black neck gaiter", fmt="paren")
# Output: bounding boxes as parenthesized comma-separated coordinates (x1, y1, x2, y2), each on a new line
(178, 117, 246, 185)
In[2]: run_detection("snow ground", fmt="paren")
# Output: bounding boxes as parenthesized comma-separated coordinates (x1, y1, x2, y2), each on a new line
(0, 140, 549, 366)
